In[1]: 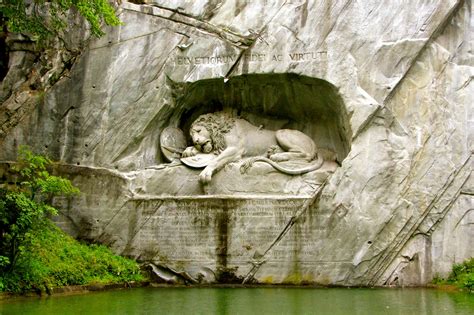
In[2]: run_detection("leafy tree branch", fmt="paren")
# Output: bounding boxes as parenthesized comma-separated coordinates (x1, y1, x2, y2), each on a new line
(0, 0, 121, 41)
(0, 146, 79, 273)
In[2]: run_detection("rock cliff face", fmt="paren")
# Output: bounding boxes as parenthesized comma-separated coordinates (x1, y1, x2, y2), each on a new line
(0, 0, 472, 286)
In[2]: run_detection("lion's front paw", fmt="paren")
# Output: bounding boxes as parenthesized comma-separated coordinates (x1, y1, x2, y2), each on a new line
(199, 166, 214, 184)
(269, 153, 289, 162)
(182, 146, 199, 157)
(240, 157, 257, 174)
(266, 145, 282, 158)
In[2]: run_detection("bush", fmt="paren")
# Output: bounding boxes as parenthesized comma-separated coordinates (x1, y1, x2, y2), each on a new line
(1, 221, 144, 293)
(433, 258, 474, 292)
(0, 147, 79, 274)
(448, 258, 474, 292)
(1, 0, 121, 41)
(0, 148, 145, 293)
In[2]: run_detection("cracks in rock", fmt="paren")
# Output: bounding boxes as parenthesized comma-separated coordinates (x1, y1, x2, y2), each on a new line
(349, 151, 361, 161)
(279, 24, 305, 45)
(345, 249, 384, 283)
(124, 3, 254, 48)
(97, 201, 130, 241)
(397, 133, 433, 195)
(0, 40, 81, 142)
(108, 100, 169, 165)
(241, 182, 327, 284)
(416, 160, 437, 183)
(127, 200, 164, 245)
(80, 132, 106, 160)
(224, 1, 287, 80)
(135, 30, 182, 86)
(223, 39, 256, 80)
(460, 190, 474, 196)
(454, 207, 474, 229)
(315, 0, 353, 53)
(353, 154, 470, 285)
(382, 0, 465, 105)
(381, 251, 421, 286)
(97, 197, 163, 251)
(365, 154, 472, 286)
(0, 92, 41, 142)
(200, 0, 225, 21)
(412, 230, 432, 238)
(351, 1, 465, 147)
(111, 102, 175, 166)
(419, 6, 438, 32)
(84, 37, 175, 164)
(418, 173, 470, 235)
(183, 65, 198, 82)
(89, 28, 168, 50)
(148, 3, 203, 20)
(351, 104, 382, 141)
(455, 75, 472, 91)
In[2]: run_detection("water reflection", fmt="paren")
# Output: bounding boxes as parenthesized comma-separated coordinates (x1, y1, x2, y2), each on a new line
(0, 287, 473, 315)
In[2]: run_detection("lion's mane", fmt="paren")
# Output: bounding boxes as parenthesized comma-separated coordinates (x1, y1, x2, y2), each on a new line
(190, 112, 235, 153)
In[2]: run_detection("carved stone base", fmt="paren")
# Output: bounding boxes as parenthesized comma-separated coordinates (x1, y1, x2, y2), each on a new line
(97, 196, 329, 284)
(130, 160, 338, 197)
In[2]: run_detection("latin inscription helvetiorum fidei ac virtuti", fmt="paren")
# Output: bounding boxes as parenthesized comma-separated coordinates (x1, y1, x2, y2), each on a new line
(175, 51, 327, 66)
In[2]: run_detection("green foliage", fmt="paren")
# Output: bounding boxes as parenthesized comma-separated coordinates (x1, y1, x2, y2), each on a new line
(431, 273, 445, 285)
(1, 221, 145, 293)
(0, 0, 121, 41)
(432, 258, 474, 292)
(0, 147, 145, 293)
(448, 258, 474, 292)
(0, 146, 79, 273)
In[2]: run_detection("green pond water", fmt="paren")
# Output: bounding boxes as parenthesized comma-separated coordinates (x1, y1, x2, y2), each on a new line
(1, 287, 473, 315)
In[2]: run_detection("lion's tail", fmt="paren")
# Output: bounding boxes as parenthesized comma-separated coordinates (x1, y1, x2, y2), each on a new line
(240, 154, 324, 175)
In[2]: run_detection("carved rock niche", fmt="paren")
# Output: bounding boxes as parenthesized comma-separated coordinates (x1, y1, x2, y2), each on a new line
(150, 74, 351, 197)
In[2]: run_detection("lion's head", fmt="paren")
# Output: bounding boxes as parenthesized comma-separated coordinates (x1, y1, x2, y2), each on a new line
(190, 112, 235, 153)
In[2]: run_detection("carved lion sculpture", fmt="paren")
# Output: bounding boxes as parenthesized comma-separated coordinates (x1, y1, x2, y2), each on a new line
(182, 112, 323, 184)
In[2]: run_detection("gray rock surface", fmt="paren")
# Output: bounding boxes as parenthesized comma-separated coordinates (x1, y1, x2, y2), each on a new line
(0, 0, 472, 286)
